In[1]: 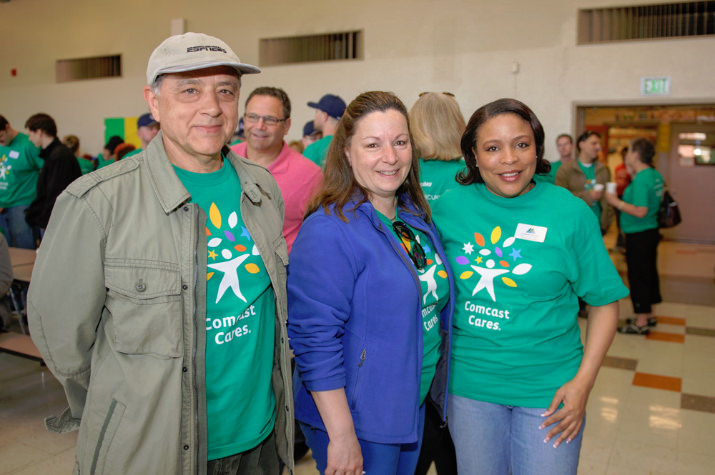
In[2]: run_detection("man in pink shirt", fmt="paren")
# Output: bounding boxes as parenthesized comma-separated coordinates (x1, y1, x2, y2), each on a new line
(231, 87, 322, 252)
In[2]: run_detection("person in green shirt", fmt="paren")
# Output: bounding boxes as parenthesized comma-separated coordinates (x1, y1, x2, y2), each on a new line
(300, 120, 322, 151)
(0, 115, 42, 248)
(555, 130, 613, 234)
(62, 134, 95, 175)
(605, 138, 664, 334)
(535, 133, 574, 184)
(26, 32, 294, 474)
(409, 91, 463, 475)
(409, 92, 466, 209)
(303, 94, 345, 167)
(122, 112, 161, 160)
(433, 98, 628, 475)
(96, 135, 123, 169)
(288, 91, 454, 475)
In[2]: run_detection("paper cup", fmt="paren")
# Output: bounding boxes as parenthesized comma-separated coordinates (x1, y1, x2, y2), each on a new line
(606, 182, 617, 194)
(593, 183, 605, 192)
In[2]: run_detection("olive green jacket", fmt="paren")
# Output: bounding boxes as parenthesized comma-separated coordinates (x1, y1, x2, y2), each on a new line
(28, 134, 294, 474)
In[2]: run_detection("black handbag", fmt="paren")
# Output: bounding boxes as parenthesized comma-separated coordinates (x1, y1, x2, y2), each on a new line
(658, 188, 681, 228)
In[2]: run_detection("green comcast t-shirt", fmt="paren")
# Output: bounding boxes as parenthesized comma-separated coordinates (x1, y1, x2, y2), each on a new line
(419, 158, 465, 203)
(533, 159, 561, 184)
(376, 210, 449, 404)
(433, 182, 628, 408)
(0, 132, 42, 207)
(96, 155, 114, 169)
(578, 161, 601, 219)
(620, 167, 663, 234)
(76, 157, 95, 175)
(303, 135, 332, 167)
(121, 148, 142, 160)
(174, 159, 276, 460)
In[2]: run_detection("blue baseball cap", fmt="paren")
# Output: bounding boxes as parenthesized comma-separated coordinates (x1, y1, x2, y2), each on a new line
(137, 113, 157, 128)
(302, 121, 316, 136)
(307, 94, 346, 120)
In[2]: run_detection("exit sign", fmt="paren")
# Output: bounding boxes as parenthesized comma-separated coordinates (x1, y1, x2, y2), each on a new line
(641, 77, 671, 96)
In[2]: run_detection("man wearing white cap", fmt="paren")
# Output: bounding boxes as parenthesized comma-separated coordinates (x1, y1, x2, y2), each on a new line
(28, 32, 293, 475)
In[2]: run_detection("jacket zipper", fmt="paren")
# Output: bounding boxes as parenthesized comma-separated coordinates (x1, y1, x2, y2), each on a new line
(351, 349, 367, 406)
(409, 220, 452, 426)
(358, 349, 366, 367)
(384, 225, 424, 400)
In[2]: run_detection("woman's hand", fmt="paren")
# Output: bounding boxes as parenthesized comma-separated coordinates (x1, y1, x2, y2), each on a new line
(312, 388, 364, 475)
(326, 431, 364, 475)
(540, 301, 618, 448)
(540, 376, 591, 448)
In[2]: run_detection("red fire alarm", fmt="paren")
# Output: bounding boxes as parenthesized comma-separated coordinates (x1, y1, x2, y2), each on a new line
(11, 69, 17, 77)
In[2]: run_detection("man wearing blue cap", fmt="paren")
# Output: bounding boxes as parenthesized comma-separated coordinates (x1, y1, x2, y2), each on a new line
(303, 94, 345, 167)
(136, 112, 160, 151)
(301, 120, 322, 151)
(121, 113, 161, 159)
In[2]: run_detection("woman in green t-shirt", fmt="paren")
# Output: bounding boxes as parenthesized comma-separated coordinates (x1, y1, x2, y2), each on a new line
(409, 92, 466, 205)
(605, 138, 664, 335)
(409, 91, 464, 475)
(433, 98, 628, 475)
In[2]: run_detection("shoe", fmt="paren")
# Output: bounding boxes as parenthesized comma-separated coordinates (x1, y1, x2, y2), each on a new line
(618, 323, 650, 335)
(625, 317, 657, 327)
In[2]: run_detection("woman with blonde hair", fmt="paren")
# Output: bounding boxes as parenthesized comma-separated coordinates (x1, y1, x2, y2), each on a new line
(62, 134, 94, 174)
(409, 92, 466, 203)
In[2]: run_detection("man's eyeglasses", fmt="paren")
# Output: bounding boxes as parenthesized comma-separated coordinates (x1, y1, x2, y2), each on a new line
(392, 221, 426, 270)
(244, 113, 287, 126)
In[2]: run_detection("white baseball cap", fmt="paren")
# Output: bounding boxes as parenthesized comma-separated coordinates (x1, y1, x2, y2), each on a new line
(146, 32, 260, 85)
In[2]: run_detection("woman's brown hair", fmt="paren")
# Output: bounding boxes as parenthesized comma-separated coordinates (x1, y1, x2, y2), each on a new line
(307, 91, 431, 222)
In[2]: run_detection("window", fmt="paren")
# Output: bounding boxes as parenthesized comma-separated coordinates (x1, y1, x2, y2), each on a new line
(259, 31, 363, 66)
(56, 55, 122, 82)
(578, 1, 715, 44)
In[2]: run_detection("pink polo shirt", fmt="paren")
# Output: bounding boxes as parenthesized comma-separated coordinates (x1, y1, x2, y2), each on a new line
(231, 142, 322, 253)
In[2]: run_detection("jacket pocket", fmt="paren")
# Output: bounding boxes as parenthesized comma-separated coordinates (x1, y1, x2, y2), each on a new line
(90, 398, 126, 475)
(104, 262, 183, 357)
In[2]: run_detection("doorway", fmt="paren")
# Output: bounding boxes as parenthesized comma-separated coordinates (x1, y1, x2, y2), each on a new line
(665, 123, 715, 243)
(576, 103, 715, 244)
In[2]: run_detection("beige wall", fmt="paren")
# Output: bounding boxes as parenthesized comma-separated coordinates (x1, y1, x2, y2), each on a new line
(1, 0, 713, 154)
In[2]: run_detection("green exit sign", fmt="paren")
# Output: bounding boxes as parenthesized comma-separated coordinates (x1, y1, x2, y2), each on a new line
(641, 77, 671, 96)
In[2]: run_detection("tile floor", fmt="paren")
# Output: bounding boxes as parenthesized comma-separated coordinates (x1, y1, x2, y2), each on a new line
(1, 239, 713, 475)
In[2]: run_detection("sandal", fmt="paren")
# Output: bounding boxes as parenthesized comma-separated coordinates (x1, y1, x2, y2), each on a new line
(625, 317, 657, 327)
(618, 323, 650, 335)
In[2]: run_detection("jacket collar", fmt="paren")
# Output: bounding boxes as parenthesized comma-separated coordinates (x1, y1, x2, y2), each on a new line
(38, 137, 62, 159)
(144, 132, 268, 214)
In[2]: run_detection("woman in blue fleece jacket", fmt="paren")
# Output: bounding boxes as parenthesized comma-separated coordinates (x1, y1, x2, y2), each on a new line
(287, 91, 454, 475)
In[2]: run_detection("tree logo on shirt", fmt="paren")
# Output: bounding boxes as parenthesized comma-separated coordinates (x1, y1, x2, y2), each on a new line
(455, 226, 531, 302)
(0, 154, 11, 180)
(412, 235, 449, 305)
(205, 202, 263, 303)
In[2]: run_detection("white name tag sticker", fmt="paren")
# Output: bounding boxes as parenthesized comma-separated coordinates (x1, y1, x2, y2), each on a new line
(515, 223, 547, 243)
(8, 151, 19, 159)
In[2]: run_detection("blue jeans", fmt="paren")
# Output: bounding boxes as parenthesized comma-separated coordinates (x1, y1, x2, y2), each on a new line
(448, 394, 584, 475)
(301, 403, 426, 475)
(0, 205, 34, 249)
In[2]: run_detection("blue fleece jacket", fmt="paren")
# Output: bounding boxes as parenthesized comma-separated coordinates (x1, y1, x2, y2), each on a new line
(287, 198, 454, 444)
